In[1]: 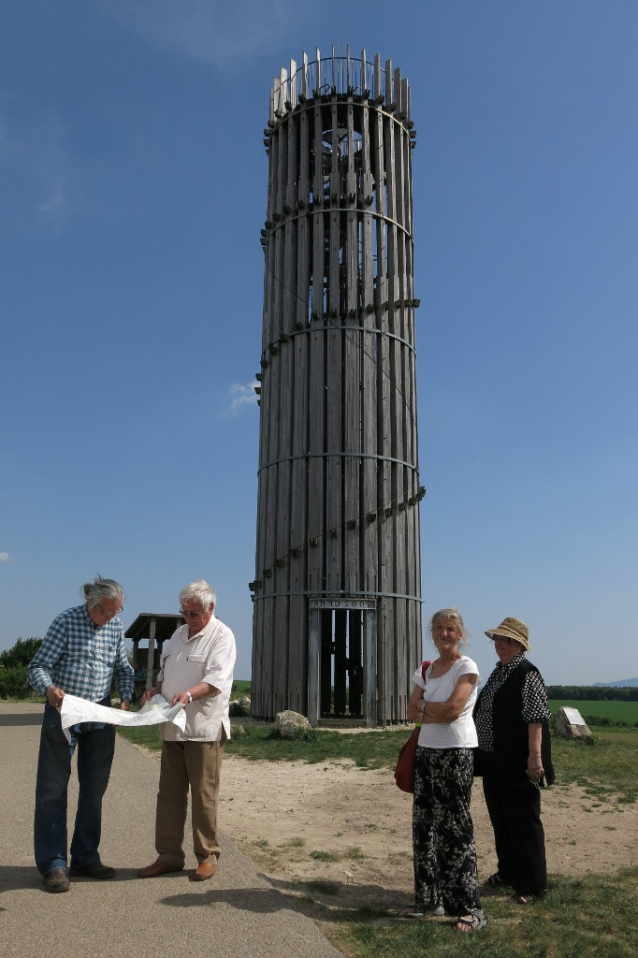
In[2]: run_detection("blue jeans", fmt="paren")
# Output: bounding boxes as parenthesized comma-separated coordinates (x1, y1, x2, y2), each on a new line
(34, 702, 116, 875)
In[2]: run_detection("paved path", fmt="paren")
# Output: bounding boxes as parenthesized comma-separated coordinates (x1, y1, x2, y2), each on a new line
(0, 703, 343, 958)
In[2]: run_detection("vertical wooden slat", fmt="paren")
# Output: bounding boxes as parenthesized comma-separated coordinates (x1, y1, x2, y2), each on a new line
(307, 99, 326, 597)
(302, 51, 309, 99)
(373, 104, 392, 618)
(359, 95, 377, 595)
(308, 606, 320, 725)
(325, 100, 342, 591)
(288, 107, 310, 706)
(394, 67, 402, 115)
(373, 53, 381, 101)
(344, 98, 361, 593)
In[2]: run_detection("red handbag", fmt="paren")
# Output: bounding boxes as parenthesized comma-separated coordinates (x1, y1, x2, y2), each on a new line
(394, 660, 430, 793)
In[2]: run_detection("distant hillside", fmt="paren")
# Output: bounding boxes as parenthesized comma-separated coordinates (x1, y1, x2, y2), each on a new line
(593, 678, 638, 688)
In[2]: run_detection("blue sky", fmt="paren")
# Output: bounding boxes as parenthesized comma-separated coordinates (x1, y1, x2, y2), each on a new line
(1, 1, 637, 686)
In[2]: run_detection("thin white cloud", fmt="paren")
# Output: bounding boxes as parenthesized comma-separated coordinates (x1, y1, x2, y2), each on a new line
(99, 0, 303, 69)
(0, 104, 72, 230)
(0, 552, 13, 563)
(37, 173, 70, 230)
(229, 380, 259, 413)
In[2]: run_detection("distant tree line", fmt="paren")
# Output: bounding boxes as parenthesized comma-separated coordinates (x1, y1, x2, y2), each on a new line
(547, 685, 638, 702)
(0, 637, 42, 698)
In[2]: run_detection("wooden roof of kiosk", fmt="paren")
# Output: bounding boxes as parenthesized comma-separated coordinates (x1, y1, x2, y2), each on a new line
(126, 613, 184, 687)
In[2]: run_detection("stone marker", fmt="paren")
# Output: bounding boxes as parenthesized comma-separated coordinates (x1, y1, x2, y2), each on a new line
(555, 706, 592, 739)
(229, 696, 251, 716)
(275, 709, 312, 738)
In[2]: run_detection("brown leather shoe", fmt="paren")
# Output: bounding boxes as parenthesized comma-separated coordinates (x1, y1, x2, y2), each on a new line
(43, 868, 70, 893)
(193, 860, 217, 882)
(137, 859, 184, 879)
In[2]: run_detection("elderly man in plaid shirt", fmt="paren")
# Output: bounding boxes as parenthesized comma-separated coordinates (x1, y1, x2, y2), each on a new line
(27, 576, 134, 893)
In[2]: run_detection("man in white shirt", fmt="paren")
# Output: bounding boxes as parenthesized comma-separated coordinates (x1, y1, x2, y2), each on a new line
(138, 580, 236, 881)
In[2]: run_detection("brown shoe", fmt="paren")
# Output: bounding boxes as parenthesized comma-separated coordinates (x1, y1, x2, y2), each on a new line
(137, 859, 184, 879)
(43, 868, 70, 893)
(193, 860, 217, 882)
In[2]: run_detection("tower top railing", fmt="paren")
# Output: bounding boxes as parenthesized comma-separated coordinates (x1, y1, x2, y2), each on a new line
(269, 46, 412, 127)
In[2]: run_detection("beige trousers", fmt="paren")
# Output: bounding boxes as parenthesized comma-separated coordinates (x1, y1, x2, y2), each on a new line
(155, 738, 224, 867)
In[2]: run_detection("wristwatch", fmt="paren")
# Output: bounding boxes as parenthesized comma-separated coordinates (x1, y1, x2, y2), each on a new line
(186, 691, 193, 703)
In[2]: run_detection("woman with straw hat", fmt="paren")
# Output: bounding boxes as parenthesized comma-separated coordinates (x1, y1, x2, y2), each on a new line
(474, 617, 554, 905)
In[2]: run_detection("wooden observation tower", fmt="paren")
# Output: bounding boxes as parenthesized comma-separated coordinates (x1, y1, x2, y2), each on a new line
(251, 47, 424, 726)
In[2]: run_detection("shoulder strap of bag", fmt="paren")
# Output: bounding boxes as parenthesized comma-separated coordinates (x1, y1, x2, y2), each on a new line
(421, 660, 431, 681)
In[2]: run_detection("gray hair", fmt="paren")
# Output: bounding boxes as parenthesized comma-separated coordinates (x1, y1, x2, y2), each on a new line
(428, 607, 470, 644)
(179, 579, 216, 611)
(82, 575, 124, 609)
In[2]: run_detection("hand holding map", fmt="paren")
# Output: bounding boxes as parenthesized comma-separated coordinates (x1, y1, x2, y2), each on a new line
(60, 693, 186, 732)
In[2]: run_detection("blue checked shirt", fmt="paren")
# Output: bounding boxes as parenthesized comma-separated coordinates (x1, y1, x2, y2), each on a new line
(27, 604, 134, 702)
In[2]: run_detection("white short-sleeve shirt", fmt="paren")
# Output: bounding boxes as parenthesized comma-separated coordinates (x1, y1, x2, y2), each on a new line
(412, 655, 480, 749)
(158, 615, 236, 743)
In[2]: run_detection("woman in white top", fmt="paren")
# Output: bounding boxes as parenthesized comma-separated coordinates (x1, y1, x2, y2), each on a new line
(405, 608, 486, 932)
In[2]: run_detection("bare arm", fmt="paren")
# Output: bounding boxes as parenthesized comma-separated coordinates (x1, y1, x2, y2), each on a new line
(406, 684, 426, 723)
(421, 674, 477, 723)
(141, 680, 218, 708)
(527, 722, 544, 782)
(170, 681, 218, 708)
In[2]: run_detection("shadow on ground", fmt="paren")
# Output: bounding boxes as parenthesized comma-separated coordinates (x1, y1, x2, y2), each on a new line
(0, 713, 42, 727)
(161, 885, 306, 912)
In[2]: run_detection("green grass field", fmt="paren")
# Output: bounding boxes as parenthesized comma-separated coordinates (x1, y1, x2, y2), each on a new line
(548, 699, 638, 725)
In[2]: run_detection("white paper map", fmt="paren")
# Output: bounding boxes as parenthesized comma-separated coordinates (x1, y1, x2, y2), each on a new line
(60, 693, 186, 732)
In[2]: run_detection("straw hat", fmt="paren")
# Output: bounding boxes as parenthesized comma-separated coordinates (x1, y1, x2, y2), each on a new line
(485, 616, 530, 652)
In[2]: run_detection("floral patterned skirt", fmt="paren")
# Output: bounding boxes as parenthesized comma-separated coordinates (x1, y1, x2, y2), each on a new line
(412, 746, 481, 914)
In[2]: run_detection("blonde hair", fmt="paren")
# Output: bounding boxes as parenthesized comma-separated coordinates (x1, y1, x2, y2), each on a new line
(428, 607, 469, 644)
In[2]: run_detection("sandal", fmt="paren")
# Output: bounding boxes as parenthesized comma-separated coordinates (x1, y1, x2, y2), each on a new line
(455, 909, 487, 932)
(483, 872, 505, 887)
(509, 893, 536, 905)
(403, 903, 445, 919)
(403, 906, 425, 919)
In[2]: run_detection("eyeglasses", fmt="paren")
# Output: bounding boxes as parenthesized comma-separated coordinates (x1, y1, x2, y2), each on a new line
(180, 608, 203, 619)
(96, 603, 123, 617)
